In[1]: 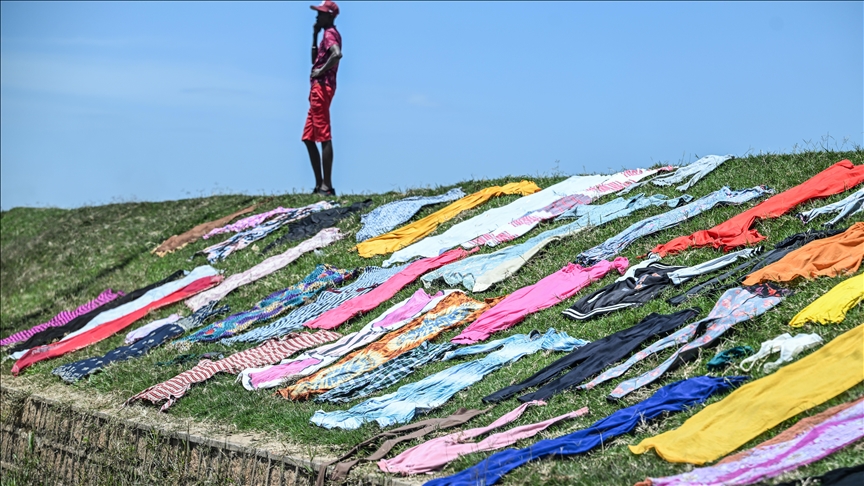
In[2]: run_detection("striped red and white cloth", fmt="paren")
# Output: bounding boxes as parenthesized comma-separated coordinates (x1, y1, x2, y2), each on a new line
(125, 330, 340, 412)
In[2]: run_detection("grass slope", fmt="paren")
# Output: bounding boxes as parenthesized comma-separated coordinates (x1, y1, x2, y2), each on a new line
(2, 149, 863, 485)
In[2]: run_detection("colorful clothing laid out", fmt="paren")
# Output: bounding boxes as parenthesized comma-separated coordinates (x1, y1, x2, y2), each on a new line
(315, 341, 454, 404)
(302, 248, 473, 330)
(451, 258, 629, 345)
(484, 309, 699, 404)
(706, 346, 753, 371)
(798, 187, 864, 227)
(261, 200, 372, 254)
(223, 265, 406, 345)
(12, 269, 224, 375)
(667, 247, 762, 285)
(173, 265, 355, 347)
(651, 160, 864, 256)
(423, 194, 689, 292)
(124, 314, 181, 344)
(198, 201, 334, 262)
(378, 401, 589, 475)
(310, 329, 587, 430)
(185, 228, 343, 311)
(357, 181, 540, 258)
(645, 154, 735, 192)
(356, 188, 466, 242)
(739, 332, 823, 373)
(608, 284, 790, 399)
(125, 330, 340, 412)
(203, 206, 297, 239)
(52, 302, 229, 383)
(425, 376, 748, 486)
(742, 222, 864, 285)
(577, 186, 772, 266)
(630, 324, 864, 465)
(152, 203, 258, 257)
(789, 273, 864, 327)
(384, 168, 671, 266)
(239, 289, 445, 390)
(1, 289, 124, 347)
(280, 291, 498, 401)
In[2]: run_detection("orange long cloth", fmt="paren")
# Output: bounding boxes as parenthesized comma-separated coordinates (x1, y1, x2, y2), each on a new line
(152, 203, 258, 257)
(650, 160, 864, 256)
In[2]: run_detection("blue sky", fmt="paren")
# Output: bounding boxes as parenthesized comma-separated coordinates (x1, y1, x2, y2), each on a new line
(1, 1, 861, 209)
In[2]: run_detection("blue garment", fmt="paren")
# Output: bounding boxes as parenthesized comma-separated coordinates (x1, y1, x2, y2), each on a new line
(423, 375, 749, 486)
(356, 188, 466, 242)
(422, 194, 690, 292)
(310, 329, 587, 430)
(51, 302, 229, 383)
(577, 186, 772, 266)
(797, 187, 864, 227)
(222, 265, 407, 345)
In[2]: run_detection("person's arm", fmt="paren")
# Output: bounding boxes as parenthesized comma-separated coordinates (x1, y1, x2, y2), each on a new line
(311, 44, 342, 78)
(311, 27, 321, 64)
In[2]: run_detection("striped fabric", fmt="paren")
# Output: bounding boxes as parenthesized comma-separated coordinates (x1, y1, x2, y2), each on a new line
(202, 206, 298, 239)
(125, 330, 340, 412)
(1, 289, 125, 347)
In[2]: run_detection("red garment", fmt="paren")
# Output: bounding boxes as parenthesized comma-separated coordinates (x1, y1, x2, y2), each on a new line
(11, 275, 223, 375)
(651, 160, 864, 256)
(304, 248, 474, 330)
(302, 83, 335, 142)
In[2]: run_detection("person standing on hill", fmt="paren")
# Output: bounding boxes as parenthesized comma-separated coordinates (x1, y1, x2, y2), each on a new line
(303, 1, 342, 196)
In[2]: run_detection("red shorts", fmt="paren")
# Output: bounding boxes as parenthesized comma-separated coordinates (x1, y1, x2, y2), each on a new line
(302, 83, 335, 142)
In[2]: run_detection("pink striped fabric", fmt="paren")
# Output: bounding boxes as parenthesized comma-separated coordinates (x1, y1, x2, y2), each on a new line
(0, 289, 125, 347)
(125, 330, 340, 411)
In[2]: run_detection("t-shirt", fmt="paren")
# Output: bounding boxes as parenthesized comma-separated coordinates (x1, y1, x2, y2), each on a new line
(313, 27, 342, 88)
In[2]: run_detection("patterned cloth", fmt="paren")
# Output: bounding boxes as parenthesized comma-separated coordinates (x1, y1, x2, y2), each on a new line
(261, 200, 373, 254)
(52, 302, 229, 383)
(172, 265, 355, 348)
(797, 187, 864, 227)
(356, 188, 466, 242)
(125, 330, 340, 412)
(198, 200, 334, 262)
(152, 203, 258, 257)
(124, 314, 181, 344)
(1, 289, 125, 347)
(202, 206, 298, 239)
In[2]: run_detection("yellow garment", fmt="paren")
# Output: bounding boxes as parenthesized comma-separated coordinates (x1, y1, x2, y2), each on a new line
(789, 273, 864, 327)
(629, 324, 864, 465)
(356, 181, 540, 258)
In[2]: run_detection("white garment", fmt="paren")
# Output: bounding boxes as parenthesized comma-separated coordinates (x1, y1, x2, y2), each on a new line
(667, 248, 762, 285)
(124, 314, 182, 344)
(739, 333, 823, 373)
(650, 155, 735, 191)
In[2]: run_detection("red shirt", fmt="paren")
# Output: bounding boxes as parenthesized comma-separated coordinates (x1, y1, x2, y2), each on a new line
(313, 26, 341, 89)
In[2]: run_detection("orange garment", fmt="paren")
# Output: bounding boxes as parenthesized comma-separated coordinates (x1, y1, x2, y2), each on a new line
(278, 292, 503, 400)
(356, 182, 541, 258)
(152, 203, 259, 257)
(742, 222, 864, 285)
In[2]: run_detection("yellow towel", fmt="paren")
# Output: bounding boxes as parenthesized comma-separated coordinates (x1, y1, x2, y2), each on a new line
(789, 273, 864, 327)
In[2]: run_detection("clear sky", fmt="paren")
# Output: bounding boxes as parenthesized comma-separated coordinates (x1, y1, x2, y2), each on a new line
(1, 1, 861, 209)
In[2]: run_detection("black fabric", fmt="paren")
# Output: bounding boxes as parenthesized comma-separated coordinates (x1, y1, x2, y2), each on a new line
(562, 262, 684, 321)
(6, 270, 186, 353)
(773, 464, 864, 486)
(667, 227, 845, 306)
(482, 309, 700, 404)
(261, 199, 372, 254)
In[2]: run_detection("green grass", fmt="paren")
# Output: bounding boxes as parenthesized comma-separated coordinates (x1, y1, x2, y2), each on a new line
(2, 149, 863, 485)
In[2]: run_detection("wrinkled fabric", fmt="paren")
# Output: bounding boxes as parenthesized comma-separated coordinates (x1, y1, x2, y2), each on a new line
(311, 329, 586, 430)
(742, 222, 864, 285)
(739, 333, 823, 373)
(379, 401, 589, 475)
(426, 376, 747, 486)
(789, 273, 864, 327)
(651, 160, 864, 256)
(649, 155, 735, 191)
(1, 289, 125, 347)
(630, 324, 864, 465)
(357, 188, 466, 242)
(262, 200, 372, 254)
(668, 248, 762, 285)
(152, 202, 258, 257)
(358, 181, 541, 258)
(124, 314, 181, 344)
(484, 309, 699, 404)
(125, 330, 340, 412)
(186, 228, 343, 311)
(203, 206, 297, 239)
(797, 187, 864, 227)
(706, 346, 753, 372)
(452, 258, 629, 344)
(281, 291, 498, 400)
(578, 186, 771, 266)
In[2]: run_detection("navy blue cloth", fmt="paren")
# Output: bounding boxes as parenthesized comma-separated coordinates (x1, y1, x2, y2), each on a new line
(423, 375, 748, 486)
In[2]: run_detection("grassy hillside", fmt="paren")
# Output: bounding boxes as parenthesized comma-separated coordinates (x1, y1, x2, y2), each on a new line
(2, 149, 863, 485)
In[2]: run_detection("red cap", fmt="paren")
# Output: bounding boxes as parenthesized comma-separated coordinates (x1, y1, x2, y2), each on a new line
(310, 1, 339, 18)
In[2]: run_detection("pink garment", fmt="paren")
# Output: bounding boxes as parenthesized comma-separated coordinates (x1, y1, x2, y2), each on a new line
(124, 314, 182, 344)
(1, 289, 125, 347)
(202, 206, 296, 239)
(304, 248, 474, 330)
(252, 357, 323, 387)
(379, 401, 589, 475)
(372, 288, 437, 329)
(186, 228, 343, 311)
(452, 258, 629, 344)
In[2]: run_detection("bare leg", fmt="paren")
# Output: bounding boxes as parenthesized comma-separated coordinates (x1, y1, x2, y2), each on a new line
(321, 140, 333, 191)
(304, 140, 323, 190)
